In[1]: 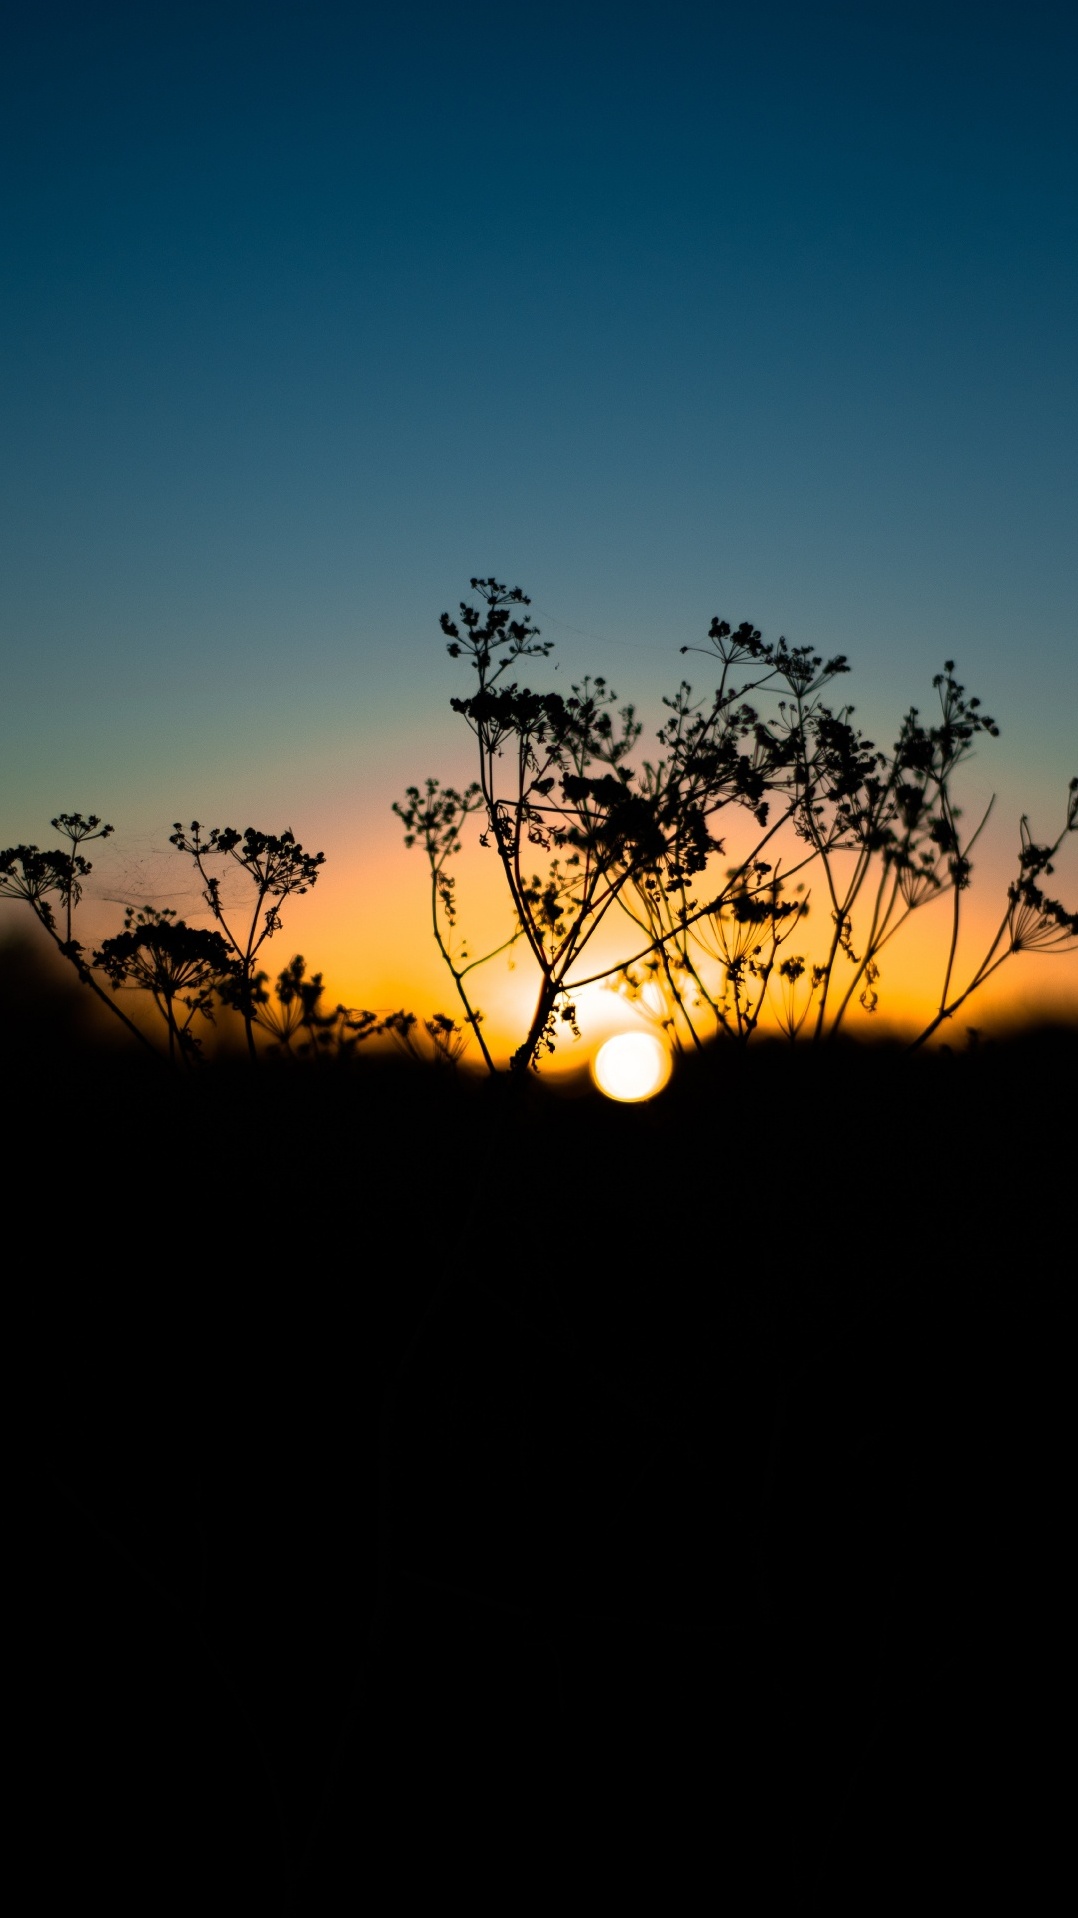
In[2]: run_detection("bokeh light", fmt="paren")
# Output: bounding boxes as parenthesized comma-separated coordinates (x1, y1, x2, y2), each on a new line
(592, 1032, 673, 1102)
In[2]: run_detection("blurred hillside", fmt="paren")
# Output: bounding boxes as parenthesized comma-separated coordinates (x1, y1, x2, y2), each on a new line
(13, 975, 1076, 1903)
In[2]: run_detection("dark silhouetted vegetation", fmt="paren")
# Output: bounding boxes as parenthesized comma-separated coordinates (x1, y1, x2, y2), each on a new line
(1, 808, 473, 1071)
(6, 580, 1077, 1900)
(399, 580, 1077, 1071)
(3, 584, 1074, 1078)
(168, 822, 326, 1058)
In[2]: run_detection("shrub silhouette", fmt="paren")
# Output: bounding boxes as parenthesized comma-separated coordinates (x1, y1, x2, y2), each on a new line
(397, 580, 1077, 1070)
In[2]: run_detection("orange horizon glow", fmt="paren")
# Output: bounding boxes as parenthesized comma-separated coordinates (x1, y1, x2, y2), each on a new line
(6, 791, 1075, 1070)
(279, 812, 1078, 1065)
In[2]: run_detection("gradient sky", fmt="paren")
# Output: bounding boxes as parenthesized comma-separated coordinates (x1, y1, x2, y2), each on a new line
(3, 1, 1076, 1050)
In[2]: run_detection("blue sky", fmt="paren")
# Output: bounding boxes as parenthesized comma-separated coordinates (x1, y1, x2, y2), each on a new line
(2, 1, 1075, 1019)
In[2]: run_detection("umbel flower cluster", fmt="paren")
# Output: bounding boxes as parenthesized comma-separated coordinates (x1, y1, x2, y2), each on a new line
(0, 813, 450, 1067)
(2, 586, 1076, 1070)
(395, 580, 1076, 1070)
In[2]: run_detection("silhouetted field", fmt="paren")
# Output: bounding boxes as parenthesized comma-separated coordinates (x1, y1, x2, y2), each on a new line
(17, 989, 1074, 1903)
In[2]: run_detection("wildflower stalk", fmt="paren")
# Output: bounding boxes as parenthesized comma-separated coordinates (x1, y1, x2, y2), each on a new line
(0, 824, 161, 1059)
(909, 784, 1077, 1049)
(93, 907, 234, 1066)
(169, 824, 325, 1060)
(392, 779, 514, 1074)
(397, 589, 1073, 1065)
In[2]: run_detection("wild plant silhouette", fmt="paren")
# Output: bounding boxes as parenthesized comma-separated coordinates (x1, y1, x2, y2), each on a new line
(168, 823, 326, 1059)
(1, 813, 341, 1066)
(3, 582, 1075, 1073)
(93, 905, 233, 1065)
(396, 580, 1077, 1071)
(1, 809, 469, 1071)
(0, 815, 159, 1057)
(9, 600, 1074, 1914)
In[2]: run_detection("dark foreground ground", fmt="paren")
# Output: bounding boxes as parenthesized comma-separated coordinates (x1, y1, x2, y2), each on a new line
(15, 1009, 1076, 1906)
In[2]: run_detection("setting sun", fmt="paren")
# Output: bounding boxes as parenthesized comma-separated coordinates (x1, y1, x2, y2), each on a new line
(592, 1031, 673, 1102)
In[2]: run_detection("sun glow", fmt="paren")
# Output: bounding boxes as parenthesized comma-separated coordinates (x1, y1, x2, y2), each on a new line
(592, 1031, 673, 1102)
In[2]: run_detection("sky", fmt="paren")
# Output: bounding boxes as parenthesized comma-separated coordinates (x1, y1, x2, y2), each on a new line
(2, 0, 1076, 1055)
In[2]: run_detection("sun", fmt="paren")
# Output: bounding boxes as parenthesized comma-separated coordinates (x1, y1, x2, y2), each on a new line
(592, 1031, 673, 1102)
